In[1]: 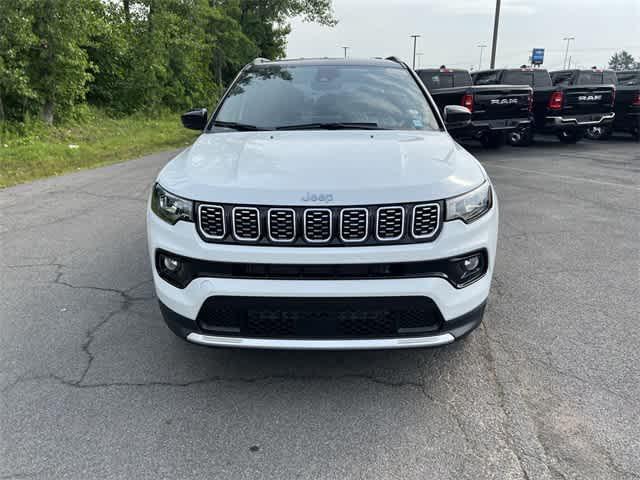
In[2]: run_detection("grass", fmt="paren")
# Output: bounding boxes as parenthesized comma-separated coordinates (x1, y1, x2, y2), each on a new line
(0, 109, 198, 188)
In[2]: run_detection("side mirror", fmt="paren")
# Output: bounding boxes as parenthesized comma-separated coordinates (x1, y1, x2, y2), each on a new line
(443, 105, 472, 129)
(181, 108, 208, 130)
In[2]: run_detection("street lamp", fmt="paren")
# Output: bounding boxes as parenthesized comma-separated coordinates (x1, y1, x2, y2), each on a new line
(342, 46, 349, 59)
(477, 44, 487, 70)
(562, 37, 575, 69)
(490, 0, 501, 68)
(410, 34, 421, 69)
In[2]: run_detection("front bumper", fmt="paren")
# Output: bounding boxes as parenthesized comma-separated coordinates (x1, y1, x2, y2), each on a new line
(147, 197, 498, 349)
(159, 299, 486, 350)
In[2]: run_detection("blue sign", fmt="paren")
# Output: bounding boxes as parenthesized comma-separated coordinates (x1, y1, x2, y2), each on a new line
(531, 48, 545, 65)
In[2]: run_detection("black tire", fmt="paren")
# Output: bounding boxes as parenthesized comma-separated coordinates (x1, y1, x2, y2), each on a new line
(557, 130, 584, 144)
(508, 128, 533, 147)
(633, 128, 640, 142)
(480, 132, 505, 149)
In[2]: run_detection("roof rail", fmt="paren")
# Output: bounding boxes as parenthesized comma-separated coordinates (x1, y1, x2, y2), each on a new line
(252, 57, 271, 65)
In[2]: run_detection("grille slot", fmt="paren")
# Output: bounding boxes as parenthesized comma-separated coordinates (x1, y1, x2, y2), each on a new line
(198, 205, 226, 239)
(268, 209, 296, 242)
(304, 209, 332, 243)
(376, 206, 405, 241)
(340, 208, 369, 242)
(232, 207, 260, 241)
(412, 204, 440, 239)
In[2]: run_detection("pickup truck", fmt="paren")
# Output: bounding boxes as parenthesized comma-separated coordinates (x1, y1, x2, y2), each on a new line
(417, 68, 533, 148)
(472, 68, 616, 144)
(579, 70, 639, 140)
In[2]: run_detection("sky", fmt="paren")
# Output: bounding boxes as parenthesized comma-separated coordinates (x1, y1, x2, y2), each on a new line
(286, 0, 639, 71)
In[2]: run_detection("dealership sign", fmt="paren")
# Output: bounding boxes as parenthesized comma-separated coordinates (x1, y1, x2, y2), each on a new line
(531, 48, 545, 65)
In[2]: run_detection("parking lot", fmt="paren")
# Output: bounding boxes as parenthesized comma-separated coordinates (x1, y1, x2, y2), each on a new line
(1, 137, 638, 479)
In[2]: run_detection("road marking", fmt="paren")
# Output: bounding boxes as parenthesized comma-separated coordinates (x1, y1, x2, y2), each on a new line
(486, 164, 639, 190)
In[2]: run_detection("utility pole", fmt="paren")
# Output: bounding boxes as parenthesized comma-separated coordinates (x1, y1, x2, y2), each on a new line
(410, 34, 421, 70)
(489, 0, 501, 68)
(341, 46, 349, 59)
(562, 37, 574, 69)
(477, 44, 487, 70)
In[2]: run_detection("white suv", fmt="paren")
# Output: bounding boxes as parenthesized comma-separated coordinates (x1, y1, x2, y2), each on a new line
(147, 57, 498, 350)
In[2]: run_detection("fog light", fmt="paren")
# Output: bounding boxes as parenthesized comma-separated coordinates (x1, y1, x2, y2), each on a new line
(463, 256, 480, 272)
(163, 256, 180, 272)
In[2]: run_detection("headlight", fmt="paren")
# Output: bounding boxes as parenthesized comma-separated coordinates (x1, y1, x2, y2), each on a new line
(445, 182, 492, 223)
(151, 183, 193, 224)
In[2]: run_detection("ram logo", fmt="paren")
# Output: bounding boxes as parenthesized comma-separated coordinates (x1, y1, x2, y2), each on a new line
(491, 98, 519, 105)
(578, 95, 602, 101)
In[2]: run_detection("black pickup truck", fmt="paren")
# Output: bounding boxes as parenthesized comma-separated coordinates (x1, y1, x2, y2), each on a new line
(613, 70, 640, 140)
(471, 68, 616, 144)
(416, 68, 533, 148)
(578, 70, 639, 140)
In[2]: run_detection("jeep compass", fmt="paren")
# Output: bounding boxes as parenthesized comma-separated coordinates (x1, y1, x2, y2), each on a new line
(147, 57, 499, 349)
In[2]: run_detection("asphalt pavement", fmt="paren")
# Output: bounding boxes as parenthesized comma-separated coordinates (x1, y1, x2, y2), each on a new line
(1, 135, 639, 479)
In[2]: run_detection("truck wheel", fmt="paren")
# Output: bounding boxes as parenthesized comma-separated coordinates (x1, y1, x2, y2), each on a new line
(557, 130, 584, 144)
(508, 128, 533, 147)
(585, 126, 611, 140)
(480, 132, 505, 149)
(633, 128, 640, 142)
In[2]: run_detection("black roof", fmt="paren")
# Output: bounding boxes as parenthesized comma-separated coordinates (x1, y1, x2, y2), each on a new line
(416, 68, 469, 73)
(251, 57, 405, 68)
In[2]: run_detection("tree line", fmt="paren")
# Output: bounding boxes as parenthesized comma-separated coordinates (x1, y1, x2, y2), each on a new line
(0, 0, 336, 124)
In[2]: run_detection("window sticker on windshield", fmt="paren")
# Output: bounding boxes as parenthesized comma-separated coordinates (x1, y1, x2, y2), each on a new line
(413, 118, 424, 128)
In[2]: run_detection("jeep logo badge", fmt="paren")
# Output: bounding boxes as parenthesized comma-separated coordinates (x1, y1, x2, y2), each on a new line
(302, 192, 334, 202)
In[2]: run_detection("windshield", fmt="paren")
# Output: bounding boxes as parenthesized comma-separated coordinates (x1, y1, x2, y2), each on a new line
(213, 64, 440, 131)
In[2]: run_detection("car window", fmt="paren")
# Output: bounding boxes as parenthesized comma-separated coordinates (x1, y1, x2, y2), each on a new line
(502, 71, 534, 86)
(417, 72, 454, 90)
(533, 70, 552, 87)
(616, 72, 640, 86)
(453, 72, 472, 87)
(473, 71, 500, 85)
(603, 71, 617, 84)
(215, 64, 440, 131)
(551, 71, 574, 86)
(577, 71, 604, 85)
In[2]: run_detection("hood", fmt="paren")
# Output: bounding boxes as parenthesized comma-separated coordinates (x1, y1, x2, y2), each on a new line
(157, 130, 486, 205)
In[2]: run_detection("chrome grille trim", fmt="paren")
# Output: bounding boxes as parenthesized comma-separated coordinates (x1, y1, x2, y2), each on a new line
(198, 204, 226, 239)
(267, 208, 296, 243)
(412, 203, 441, 239)
(340, 208, 369, 243)
(232, 207, 261, 241)
(376, 206, 405, 241)
(303, 208, 332, 243)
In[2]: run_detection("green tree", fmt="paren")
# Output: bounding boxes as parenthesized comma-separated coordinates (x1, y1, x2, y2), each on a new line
(608, 50, 636, 71)
(0, 1, 37, 122)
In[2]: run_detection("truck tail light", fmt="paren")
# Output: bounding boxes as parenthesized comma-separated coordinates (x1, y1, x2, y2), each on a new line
(528, 93, 533, 112)
(461, 93, 474, 112)
(548, 91, 564, 110)
(632, 93, 640, 106)
(611, 88, 616, 107)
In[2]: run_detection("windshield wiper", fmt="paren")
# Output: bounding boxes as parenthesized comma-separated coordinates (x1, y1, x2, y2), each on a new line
(213, 120, 272, 131)
(276, 122, 383, 131)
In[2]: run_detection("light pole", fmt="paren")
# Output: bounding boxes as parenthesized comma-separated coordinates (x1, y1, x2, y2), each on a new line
(562, 37, 574, 69)
(341, 46, 349, 59)
(477, 44, 487, 70)
(410, 34, 421, 70)
(489, 0, 501, 68)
